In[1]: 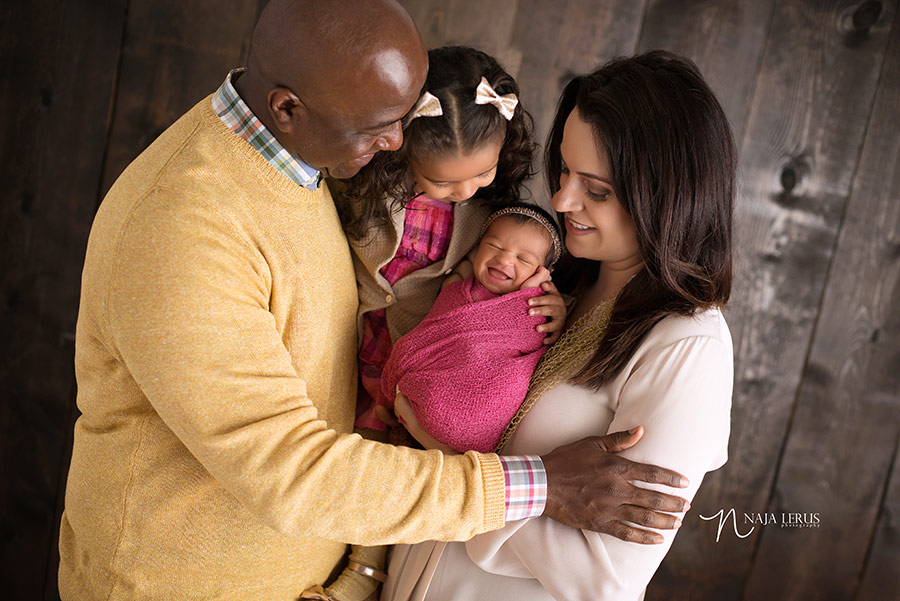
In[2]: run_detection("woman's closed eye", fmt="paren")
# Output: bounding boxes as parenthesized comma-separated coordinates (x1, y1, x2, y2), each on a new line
(587, 187, 610, 201)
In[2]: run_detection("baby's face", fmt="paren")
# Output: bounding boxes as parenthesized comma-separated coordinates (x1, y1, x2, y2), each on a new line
(472, 217, 552, 295)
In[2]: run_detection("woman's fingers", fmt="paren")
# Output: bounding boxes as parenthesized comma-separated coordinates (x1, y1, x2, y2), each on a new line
(520, 266, 551, 290)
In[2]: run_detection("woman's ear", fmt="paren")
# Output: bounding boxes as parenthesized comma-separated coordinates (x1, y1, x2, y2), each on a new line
(267, 87, 306, 134)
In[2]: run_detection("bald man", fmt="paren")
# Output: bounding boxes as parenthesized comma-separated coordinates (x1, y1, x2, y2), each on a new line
(59, 1, 688, 599)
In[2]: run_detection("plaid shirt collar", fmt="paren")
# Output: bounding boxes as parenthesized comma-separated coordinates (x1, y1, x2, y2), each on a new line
(212, 69, 322, 190)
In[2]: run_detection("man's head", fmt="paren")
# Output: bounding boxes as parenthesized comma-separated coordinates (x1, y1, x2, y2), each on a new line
(236, 0, 427, 179)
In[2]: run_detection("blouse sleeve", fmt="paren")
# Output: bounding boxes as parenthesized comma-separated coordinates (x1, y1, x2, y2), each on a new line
(465, 333, 732, 600)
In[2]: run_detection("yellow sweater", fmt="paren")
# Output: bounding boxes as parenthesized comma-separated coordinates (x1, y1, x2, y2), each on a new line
(59, 96, 506, 601)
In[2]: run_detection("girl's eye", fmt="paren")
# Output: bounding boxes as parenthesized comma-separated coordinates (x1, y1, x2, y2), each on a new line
(478, 167, 497, 179)
(489, 243, 502, 250)
(518, 257, 532, 266)
(588, 188, 610, 201)
(432, 182, 451, 188)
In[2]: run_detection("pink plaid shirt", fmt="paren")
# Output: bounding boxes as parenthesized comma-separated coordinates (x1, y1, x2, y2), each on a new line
(356, 195, 454, 429)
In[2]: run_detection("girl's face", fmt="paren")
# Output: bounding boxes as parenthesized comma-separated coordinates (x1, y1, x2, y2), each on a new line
(409, 138, 504, 203)
(552, 108, 642, 270)
(472, 217, 551, 295)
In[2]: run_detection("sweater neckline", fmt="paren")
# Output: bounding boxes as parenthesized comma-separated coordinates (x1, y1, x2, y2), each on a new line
(197, 95, 323, 203)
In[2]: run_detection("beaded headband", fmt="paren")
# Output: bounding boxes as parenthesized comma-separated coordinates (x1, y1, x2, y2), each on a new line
(479, 205, 563, 266)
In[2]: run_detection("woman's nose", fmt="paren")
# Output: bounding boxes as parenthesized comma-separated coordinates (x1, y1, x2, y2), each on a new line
(552, 182, 580, 212)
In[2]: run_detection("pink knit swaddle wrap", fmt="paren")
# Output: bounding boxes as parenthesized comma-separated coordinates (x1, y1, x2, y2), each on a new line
(381, 277, 548, 453)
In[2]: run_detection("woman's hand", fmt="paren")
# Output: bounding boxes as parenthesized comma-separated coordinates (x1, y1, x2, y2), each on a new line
(393, 390, 459, 455)
(519, 265, 552, 290)
(528, 279, 567, 345)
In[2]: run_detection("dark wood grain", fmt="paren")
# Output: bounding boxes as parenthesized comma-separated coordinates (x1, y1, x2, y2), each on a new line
(744, 8, 900, 598)
(638, 0, 776, 152)
(99, 0, 258, 196)
(0, 0, 128, 598)
(512, 0, 647, 198)
(857, 441, 900, 601)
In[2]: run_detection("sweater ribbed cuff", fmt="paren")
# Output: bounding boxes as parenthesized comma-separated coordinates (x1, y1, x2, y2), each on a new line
(480, 453, 508, 530)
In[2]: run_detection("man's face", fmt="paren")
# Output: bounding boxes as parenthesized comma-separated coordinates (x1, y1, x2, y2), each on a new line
(296, 101, 408, 180)
(291, 47, 426, 179)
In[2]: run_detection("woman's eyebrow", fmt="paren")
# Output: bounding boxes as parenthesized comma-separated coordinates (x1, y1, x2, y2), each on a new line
(576, 171, 613, 186)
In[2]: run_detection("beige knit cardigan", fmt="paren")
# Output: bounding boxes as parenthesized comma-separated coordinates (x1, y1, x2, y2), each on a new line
(346, 193, 493, 345)
(59, 96, 505, 601)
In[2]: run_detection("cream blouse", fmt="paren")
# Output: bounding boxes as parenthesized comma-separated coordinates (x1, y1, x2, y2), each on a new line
(383, 308, 733, 601)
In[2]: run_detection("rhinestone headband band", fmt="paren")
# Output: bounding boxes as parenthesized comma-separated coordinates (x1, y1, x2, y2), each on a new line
(479, 205, 562, 266)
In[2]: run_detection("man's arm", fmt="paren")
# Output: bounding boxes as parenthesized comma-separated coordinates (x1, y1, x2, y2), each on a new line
(105, 190, 506, 546)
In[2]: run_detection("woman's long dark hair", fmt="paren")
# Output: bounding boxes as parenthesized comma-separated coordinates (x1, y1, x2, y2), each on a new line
(548, 50, 736, 388)
(336, 46, 535, 241)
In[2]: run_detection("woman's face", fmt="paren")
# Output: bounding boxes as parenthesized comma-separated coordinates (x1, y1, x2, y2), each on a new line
(409, 137, 504, 203)
(551, 108, 642, 270)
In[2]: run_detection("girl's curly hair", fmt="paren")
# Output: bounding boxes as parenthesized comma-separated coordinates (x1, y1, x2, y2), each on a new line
(335, 46, 535, 241)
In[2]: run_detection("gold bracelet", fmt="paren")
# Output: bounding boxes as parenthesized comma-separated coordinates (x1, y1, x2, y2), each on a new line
(347, 560, 388, 583)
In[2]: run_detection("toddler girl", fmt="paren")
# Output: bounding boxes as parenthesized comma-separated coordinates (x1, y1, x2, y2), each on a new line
(335, 46, 565, 433)
(382, 204, 563, 453)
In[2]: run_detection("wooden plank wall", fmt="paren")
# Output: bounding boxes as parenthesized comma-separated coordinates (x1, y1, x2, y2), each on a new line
(1, 1, 897, 599)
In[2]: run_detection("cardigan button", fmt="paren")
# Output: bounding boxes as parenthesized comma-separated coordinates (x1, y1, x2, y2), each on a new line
(385, 294, 393, 303)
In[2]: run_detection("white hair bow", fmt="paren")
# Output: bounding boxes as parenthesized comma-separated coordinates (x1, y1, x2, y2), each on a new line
(474, 77, 518, 120)
(405, 91, 443, 124)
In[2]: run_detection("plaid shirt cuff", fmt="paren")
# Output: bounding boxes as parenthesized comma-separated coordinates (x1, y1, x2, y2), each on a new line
(500, 455, 547, 522)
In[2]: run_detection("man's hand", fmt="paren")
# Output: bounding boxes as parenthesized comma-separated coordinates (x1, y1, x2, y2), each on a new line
(541, 426, 690, 544)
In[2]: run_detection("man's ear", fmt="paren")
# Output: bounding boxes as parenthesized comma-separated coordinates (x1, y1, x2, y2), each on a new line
(267, 87, 306, 134)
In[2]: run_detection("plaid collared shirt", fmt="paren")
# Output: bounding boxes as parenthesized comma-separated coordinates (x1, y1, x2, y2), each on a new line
(212, 69, 321, 190)
(499, 455, 548, 521)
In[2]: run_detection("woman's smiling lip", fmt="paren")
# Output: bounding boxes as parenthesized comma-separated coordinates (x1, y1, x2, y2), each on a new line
(564, 215, 596, 235)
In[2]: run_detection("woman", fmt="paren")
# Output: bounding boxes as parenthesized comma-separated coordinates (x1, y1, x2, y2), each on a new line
(383, 50, 737, 601)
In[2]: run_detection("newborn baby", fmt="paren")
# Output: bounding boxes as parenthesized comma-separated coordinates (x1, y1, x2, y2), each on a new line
(381, 203, 563, 453)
